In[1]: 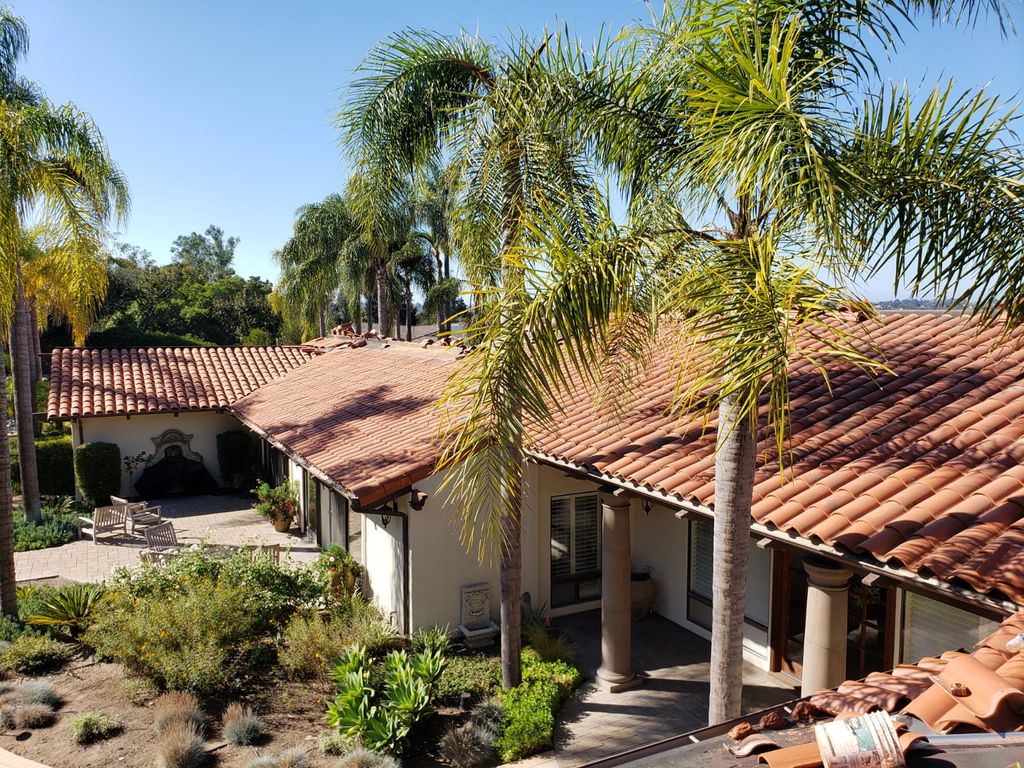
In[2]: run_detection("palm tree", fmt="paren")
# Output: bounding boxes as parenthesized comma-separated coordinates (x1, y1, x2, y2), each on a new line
(421, 0, 1015, 717)
(394, 235, 435, 341)
(276, 194, 358, 338)
(0, 9, 128, 531)
(412, 165, 461, 334)
(339, 29, 596, 688)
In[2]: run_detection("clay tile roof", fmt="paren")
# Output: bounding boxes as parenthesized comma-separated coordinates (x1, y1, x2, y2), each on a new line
(531, 313, 1024, 604)
(807, 609, 1024, 734)
(47, 346, 319, 419)
(230, 345, 456, 509)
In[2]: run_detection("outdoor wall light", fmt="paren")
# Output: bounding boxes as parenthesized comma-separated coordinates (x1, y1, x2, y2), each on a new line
(409, 489, 428, 510)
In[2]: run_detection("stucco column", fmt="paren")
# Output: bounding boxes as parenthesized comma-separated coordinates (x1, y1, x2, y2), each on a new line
(596, 492, 641, 692)
(800, 557, 853, 697)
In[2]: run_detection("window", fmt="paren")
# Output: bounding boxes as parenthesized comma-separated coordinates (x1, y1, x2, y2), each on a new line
(687, 518, 770, 629)
(550, 494, 602, 608)
(902, 592, 999, 663)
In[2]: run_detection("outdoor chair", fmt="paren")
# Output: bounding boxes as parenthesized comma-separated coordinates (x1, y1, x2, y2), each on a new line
(111, 496, 163, 533)
(77, 506, 128, 543)
(143, 521, 179, 552)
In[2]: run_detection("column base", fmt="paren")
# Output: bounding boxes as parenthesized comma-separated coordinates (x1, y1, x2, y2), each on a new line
(596, 666, 642, 693)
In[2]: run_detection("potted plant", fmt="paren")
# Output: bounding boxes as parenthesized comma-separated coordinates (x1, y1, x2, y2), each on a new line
(251, 480, 298, 532)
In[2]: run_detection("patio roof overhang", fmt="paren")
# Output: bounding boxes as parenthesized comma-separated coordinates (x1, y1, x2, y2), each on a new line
(528, 449, 1017, 619)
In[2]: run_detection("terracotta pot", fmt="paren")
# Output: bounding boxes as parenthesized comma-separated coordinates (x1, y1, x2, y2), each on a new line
(631, 575, 656, 620)
(272, 517, 292, 533)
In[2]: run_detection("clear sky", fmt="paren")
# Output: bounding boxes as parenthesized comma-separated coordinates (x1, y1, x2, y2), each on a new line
(13, 0, 1024, 300)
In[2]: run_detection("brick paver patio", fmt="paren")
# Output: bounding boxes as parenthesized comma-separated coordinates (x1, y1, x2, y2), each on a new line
(521, 611, 799, 768)
(15, 494, 319, 584)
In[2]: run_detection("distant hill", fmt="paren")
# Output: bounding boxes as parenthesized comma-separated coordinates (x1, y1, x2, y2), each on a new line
(873, 298, 952, 311)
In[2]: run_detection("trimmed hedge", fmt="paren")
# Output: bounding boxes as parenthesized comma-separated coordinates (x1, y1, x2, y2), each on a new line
(74, 442, 121, 506)
(216, 430, 256, 489)
(36, 435, 74, 495)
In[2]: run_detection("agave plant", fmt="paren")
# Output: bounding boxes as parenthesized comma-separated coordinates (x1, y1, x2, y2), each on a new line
(25, 583, 105, 637)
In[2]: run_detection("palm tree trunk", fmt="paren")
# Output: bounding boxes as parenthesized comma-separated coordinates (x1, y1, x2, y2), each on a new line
(375, 259, 388, 336)
(708, 392, 755, 724)
(443, 251, 452, 333)
(0, 339, 17, 618)
(318, 301, 327, 337)
(352, 294, 363, 335)
(405, 281, 413, 341)
(500, 446, 523, 689)
(434, 247, 445, 335)
(11, 271, 40, 523)
(29, 297, 40, 386)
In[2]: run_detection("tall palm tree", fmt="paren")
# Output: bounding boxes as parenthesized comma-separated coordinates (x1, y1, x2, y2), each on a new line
(339, 29, 596, 688)
(430, 0, 1016, 717)
(412, 164, 461, 334)
(276, 194, 358, 338)
(0, 9, 128, 530)
(394, 235, 435, 341)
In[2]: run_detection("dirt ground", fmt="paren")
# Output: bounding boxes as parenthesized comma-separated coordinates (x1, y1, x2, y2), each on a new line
(1, 659, 456, 768)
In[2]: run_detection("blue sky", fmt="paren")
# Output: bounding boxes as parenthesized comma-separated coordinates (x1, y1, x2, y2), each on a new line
(14, 0, 1024, 300)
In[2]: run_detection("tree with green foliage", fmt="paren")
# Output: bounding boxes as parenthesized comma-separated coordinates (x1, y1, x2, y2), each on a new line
(0, 6, 128, 591)
(170, 225, 238, 282)
(424, 0, 1020, 723)
(340, 28, 597, 689)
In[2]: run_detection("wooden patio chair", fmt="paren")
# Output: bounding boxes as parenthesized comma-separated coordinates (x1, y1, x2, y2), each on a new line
(143, 521, 179, 552)
(77, 506, 128, 543)
(111, 495, 162, 533)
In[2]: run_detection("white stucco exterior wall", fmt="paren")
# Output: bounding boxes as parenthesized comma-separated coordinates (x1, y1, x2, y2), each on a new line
(364, 511, 405, 631)
(74, 411, 246, 497)
(630, 501, 689, 626)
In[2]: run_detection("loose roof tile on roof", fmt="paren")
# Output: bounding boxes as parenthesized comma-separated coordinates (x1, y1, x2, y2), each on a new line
(807, 610, 1024, 734)
(531, 313, 1024, 604)
(230, 345, 456, 509)
(47, 346, 319, 419)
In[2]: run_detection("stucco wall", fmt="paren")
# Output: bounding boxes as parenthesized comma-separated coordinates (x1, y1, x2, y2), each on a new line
(75, 411, 246, 497)
(631, 501, 689, 627)
(364, 511, 405, 631)
(405, 470, 503, 632)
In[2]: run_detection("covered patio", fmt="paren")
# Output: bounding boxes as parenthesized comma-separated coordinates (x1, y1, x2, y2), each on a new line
(14, 494, 319, 584)
(531, 611, 798, 768)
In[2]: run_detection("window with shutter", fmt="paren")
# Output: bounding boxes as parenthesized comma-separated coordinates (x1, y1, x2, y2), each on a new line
(902, 592, 999, 663)
(550, 494, 602, 607)
(687, 518, 771, 630)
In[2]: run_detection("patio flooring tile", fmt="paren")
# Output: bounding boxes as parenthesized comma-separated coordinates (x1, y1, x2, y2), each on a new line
(15, 494, 319, 584)
(545, 611, 799, 767)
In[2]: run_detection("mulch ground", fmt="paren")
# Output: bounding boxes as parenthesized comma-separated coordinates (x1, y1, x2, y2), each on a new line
(2, 659, 455, 768)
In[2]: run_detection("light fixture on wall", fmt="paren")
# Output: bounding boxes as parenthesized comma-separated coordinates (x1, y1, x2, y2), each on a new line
(642, 499, 652, 516)
(409, 489, 428, 510)
(380, 500, 399, 528)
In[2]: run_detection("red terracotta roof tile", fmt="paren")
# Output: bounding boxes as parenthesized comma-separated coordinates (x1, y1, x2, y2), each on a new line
(230, 345, 458, 509)
(47, 346, 318, 419)
(531, 313, 1024, 604)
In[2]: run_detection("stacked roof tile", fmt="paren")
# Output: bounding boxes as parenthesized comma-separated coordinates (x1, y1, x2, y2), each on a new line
(230, 345, 456, 508)
(531, 313, 1024, 604)
(808, 609, 1024, 733)
(47, 346, 318, 419)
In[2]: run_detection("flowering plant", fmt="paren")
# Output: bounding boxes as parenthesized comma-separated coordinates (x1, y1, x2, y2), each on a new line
(251, 480, 298, 525)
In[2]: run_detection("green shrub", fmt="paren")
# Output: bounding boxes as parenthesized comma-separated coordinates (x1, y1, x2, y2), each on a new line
(410, 625, 451, 656)
(524, 622, 578, 665)
(25, 583, 105, 636)
(87, 579, 268, 696)
(279, 612, 351, 688)
(222, 701, 263, 746)
(216, 430, 256, 490)
(0, 633, 69, 674)
(13, 499, 80, 551)
(313, 545, 364, 604)
(317, 729, 348, 755)
(155, 722, 207, 768)
(70, 712, 122, 744)
(345, 597, 398, 654)
(0, 614, 23, 642)
(434, 653, 501, 704)
(73, 442, 121, 506)
(36, 436, 74, 496)
(494, 651, 582, 762)
(440, 707, 500, 768)
(325, 644, 447, 755)
(335, 747, 400, 768)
